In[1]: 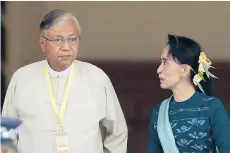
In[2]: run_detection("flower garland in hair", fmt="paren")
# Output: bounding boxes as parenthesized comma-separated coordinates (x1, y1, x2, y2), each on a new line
(193, 52, 218, 94)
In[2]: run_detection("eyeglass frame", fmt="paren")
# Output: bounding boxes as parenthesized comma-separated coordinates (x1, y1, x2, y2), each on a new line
(41, 35, 81, 46)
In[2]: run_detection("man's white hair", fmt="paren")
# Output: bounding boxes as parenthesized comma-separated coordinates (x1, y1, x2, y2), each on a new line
(40, 10, 81, 37)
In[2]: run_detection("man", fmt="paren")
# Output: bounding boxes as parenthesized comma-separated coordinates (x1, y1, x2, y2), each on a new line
(2, 10, 128, 153)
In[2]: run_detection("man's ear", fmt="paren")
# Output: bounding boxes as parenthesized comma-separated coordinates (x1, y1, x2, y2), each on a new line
(40, 37, 46, 53)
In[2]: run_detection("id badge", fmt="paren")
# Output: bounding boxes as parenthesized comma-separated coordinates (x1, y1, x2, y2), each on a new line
(55, 132, 69, 153)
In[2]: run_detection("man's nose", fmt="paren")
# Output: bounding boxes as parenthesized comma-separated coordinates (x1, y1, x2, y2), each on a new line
(61, 40, 70, 50)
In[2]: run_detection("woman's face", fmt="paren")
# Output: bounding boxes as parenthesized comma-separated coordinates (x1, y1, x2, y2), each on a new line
(157, 45, 189, 90)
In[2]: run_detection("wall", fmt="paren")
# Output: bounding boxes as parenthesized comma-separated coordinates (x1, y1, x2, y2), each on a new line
(4, 1, 230, 82)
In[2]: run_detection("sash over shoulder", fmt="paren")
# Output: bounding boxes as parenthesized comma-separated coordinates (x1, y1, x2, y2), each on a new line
(157, 96, 180, 153)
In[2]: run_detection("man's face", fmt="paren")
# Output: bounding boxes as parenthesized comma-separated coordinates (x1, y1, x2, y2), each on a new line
(40, 19, 80, 69)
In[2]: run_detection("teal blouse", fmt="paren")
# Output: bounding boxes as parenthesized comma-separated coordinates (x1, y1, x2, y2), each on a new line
(147, 91, 230, 153)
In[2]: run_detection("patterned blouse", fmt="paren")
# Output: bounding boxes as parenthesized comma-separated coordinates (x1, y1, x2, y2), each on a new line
(147, 91, 230, 153)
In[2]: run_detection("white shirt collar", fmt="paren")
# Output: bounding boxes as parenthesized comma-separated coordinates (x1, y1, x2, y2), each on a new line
(46, 60, 72, 78)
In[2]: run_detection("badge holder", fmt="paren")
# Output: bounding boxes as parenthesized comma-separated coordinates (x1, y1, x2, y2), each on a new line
(54, 126, 69, 153)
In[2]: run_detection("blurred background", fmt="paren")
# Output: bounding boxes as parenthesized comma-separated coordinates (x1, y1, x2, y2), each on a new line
(1, 1, 230, 153)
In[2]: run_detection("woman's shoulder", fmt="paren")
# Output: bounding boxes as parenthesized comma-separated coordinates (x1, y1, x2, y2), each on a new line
(199, 93, 223, 107)
(197, 93, 227, 116)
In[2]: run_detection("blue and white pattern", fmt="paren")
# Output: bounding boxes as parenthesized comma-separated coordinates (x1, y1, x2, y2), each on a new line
(153, 96, 218, 153)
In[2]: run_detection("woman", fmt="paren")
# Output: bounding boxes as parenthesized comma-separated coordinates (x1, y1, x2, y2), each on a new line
(146, 34, 230, 153)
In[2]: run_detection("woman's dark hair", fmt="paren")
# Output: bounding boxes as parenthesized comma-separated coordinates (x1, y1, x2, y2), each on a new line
(167, 34, 213, 96)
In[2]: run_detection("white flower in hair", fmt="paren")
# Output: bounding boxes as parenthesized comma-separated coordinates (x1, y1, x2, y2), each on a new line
(193, 52, 219, 95)
(199, 52, 212, 67)
(193, 74, 202, 86)
(198, 64, 205, 75)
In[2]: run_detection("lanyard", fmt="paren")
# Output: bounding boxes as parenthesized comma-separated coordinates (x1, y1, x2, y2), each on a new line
(44, 61, 76, 127)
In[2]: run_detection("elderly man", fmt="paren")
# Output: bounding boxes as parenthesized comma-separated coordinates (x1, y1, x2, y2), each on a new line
(2, 10, 128, 153)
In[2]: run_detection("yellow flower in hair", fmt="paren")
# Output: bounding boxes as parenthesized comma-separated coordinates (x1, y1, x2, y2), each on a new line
(193, 73, 206, 94)
(193, 73, 202, 86)
(194, 51, 219, 95)
(198, 64, 205, 74)
(199, 52, 211, 67)
(199, 52, 206, 61)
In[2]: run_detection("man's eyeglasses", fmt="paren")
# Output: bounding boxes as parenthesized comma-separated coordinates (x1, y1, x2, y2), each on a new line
(41, 36, 81, 46)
